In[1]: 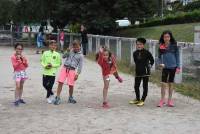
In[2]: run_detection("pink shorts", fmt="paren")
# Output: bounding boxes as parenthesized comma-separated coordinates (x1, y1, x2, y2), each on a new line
(58, 66, 76, 86)
(14, 71, 28, 82)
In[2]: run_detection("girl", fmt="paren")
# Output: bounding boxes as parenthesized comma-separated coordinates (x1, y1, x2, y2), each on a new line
(11, 43, 28, 106)
(157, 31, 180, 107)
(96, 46, 123, 108)
(59, 30, 65, 53)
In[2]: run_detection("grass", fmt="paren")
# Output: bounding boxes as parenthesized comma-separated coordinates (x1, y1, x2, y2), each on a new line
(117, 22, 200, 42)
(86, 53, 200, 100)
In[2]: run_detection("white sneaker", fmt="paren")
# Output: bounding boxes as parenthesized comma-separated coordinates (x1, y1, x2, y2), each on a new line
(50, 95, 55, 103)
(47, 97, 52, 104)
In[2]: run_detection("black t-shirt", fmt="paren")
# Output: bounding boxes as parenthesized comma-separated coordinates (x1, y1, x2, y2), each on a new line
(133, 49, 154, 77)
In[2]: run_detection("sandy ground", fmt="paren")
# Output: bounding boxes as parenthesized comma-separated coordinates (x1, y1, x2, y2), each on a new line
(0, 46, 200, 134)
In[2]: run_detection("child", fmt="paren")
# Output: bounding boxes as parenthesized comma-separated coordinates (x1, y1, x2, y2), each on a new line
(129, 38, 154, 106)
(96, 46, 123, 108)
(59, 30, 65, 53)
(36, 32, 44, 54)
(157, 31, 180, 107)
(41, 40, 62, 104)
(54, 40, 83, 105)
(11, 43, 28, 106)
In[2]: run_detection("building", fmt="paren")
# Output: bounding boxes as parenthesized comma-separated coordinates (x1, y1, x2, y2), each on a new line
(165, 0, 195, 5)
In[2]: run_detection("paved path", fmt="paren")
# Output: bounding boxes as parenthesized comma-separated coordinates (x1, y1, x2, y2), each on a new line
(0, 46, 200, 134)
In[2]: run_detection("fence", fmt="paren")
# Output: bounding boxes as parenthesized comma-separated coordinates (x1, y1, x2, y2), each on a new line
(1, 31, 200, 83)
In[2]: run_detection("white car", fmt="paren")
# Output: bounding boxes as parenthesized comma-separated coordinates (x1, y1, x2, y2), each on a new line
(115, 19, 131, 27)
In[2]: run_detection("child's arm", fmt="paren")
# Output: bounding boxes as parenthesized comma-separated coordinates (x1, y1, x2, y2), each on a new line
(52, 54, 62, 68)
(148, 51, 154, 66)
(62, 49, 70, 58)
(175, 45, 180, 68)
(133, 51, 137, 63)
(77, 55, 84, 75)
(40, 53, 48, 68)
(11, 56, 21, 69)
(22, 56, 28, 68)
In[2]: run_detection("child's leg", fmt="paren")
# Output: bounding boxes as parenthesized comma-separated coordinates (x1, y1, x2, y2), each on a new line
(134, 77, 142, 101)
(141, 77, 149, 101)
(113, 72, 119, 78)
(19, 80, 25, 99)
(69, 85, 74, 97)
(56, 82, 63, 97)
(15, 81, 21, 101)
(42, 75, 55, 98)
(103, 75, 110, 103)
(168, 83, 173, 100)
(161, 83, 167, 100)
(48, 76, 55, 96)
(113, 71, 123, 83)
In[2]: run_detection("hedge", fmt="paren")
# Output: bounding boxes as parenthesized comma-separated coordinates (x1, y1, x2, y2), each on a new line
(140, 10, 200, 27)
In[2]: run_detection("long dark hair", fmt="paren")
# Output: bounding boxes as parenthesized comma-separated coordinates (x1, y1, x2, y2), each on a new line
(14, 43, 23, 49)
(159, 30, 176, 44)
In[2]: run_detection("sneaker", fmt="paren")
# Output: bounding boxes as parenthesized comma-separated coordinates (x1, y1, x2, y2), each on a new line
(19, 99, 26, 104)
(167, 100, 174, 107)
(14, 100, 20, 106)
(102, 102, 110, 108)
(136, 101, 144, 106)
(50, 95, 55, 103)
(157, 100, 164, 107)
(129, 99, 140, 104)
(54, 96, 61, 105)
(116, 76, 123, 83)
(47, 97, 52, 104)
(68, 97, 77, 104)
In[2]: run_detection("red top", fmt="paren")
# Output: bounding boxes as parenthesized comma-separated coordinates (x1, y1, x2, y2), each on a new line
(97, 51, 117, 76)
(11, 54, 28, 71)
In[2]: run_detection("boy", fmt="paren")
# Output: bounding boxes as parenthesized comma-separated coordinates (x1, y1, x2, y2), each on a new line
(129, 38, 154, 106)
(54, 40, 83, 105)
(41, 40, 62, 104)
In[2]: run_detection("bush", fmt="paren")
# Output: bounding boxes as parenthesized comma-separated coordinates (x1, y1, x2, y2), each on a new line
(140, 10, 200, 27)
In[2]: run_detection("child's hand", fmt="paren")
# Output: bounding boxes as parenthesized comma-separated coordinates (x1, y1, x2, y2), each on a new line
(99, 47, 104, 52)
(45, 63, 52, 69)
(176, 68, 180, 74)
(74, 74, 79, 81)
(159, 64, 165, 69)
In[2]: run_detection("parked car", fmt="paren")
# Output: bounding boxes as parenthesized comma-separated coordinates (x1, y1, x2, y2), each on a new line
(115, 19, 131, 27)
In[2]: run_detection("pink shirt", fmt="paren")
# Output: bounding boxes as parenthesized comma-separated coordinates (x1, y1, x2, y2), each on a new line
(11, 54, 28, 71)
(60, 32, 64, 41)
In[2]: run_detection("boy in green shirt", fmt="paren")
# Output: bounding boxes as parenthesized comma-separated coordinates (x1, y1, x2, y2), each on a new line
(41, 40, 62, 104)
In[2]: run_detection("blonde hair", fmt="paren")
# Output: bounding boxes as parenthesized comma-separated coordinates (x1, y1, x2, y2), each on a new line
(72, 39, 81, 47)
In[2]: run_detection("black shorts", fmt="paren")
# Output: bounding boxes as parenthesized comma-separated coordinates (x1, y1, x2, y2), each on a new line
(161, 68, 176, 83)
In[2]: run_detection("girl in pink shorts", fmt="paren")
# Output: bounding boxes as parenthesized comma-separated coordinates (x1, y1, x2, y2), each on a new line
(11, 43, 28, 106)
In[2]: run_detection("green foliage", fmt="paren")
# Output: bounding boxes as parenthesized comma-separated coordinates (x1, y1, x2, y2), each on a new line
(0, 0, 158, 34)
(140, 10, 200, 27)
(69, 23, 81, 33)
(0, 0, 15, 24)
(117, 22, 199, 42)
